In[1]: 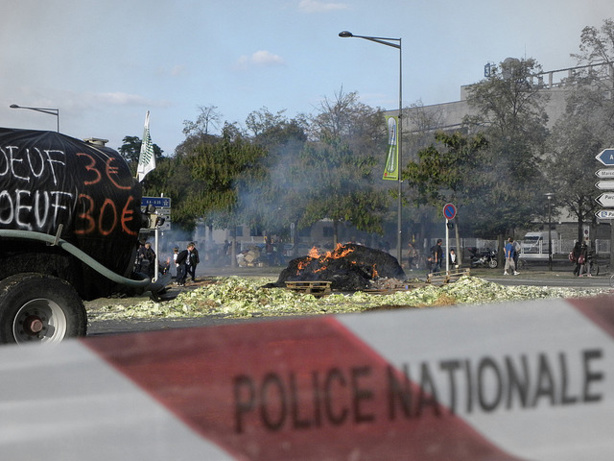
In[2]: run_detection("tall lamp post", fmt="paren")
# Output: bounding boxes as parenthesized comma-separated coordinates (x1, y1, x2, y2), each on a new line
(545, 193, 554, 271)
(339, 31, 403, 263)
(10, 104, 60, 132)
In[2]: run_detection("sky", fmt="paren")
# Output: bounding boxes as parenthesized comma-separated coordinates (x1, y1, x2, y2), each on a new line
(1, 0, 612, 155)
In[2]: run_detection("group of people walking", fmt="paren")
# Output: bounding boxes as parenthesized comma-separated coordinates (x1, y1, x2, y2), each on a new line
(136, 241, 200, 286)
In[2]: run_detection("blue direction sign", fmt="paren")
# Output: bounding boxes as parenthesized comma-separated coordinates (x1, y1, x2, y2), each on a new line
(443, 203, 457, 220)
(141, 196, 171, 208)
(595, 148, 614, 166)
(141, 196, 171, 230)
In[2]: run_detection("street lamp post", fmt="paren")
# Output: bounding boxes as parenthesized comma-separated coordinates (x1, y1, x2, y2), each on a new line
(545, 193, 554, 271)
(10, 104, 60, 132)
(339, 31, 403, 263)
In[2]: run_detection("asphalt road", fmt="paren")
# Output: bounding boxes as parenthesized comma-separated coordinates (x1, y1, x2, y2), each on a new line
(86, 260, 613, 338)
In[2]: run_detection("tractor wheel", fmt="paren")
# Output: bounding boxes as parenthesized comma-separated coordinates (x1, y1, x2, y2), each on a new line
(0, 273, 87, 344)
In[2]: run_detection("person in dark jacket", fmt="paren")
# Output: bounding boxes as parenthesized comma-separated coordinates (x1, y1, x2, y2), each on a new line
(137, 241, 156, 278)
(571, 241, 582, 276)
(430, 239, 443, 274)
(175, 242, 196, 286)
(186, 242, 200, 282)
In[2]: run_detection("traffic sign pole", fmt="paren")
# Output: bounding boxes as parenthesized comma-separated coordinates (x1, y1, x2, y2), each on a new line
(445, 219, 449, 274)
(442, 204, 457, 274)
(141, 195, 172, 282)
(595, 148, 614, 270)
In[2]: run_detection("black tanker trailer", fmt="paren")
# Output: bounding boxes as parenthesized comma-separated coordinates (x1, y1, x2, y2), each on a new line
(0, 128, 166, 344)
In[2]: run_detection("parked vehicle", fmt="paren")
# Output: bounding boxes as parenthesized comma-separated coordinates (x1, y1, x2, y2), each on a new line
(521, 231, 558, 254)
(0, 128, 168, 344)
(468, 247, 498, 269)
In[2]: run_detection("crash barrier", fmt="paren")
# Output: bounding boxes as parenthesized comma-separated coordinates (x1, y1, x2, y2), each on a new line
(1, 296, 614, 461)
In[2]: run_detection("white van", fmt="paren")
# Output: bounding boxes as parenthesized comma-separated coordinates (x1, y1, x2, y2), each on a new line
(521, 231, 558, 254)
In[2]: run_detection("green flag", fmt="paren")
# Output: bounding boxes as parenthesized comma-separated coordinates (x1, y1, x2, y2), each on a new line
(383, 115, 398, 180)
(137, 111, 156, 182)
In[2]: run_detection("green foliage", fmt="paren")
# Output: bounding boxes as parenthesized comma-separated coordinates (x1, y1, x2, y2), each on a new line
(461, 57, 551, 237)
(545, 18, 614, 240)
(297, 89, 389, 238)
(142, 125, 267, 231)
(404, 131, 488, 206)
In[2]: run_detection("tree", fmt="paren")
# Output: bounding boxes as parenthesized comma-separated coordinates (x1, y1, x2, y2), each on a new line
(182, 105, 222, 137)
(545, 18, 614, 241)
(175, 105, 224, 158)
(404, 131, 489, 204)
(463, 57, 551, 243)
(403, 131, 489, 256)
(242, 108, 308, 247)
(298, 88, 389, 245)
(183, 125, 267, 261)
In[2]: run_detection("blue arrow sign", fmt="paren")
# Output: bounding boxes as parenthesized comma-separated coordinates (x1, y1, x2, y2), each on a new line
(595, 148, 614, 166)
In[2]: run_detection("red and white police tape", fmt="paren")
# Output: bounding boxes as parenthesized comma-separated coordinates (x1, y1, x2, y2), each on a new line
(1, 295, 614, 460)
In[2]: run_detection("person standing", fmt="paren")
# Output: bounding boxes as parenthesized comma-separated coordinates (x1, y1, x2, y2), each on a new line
(571, 241, 582, 276)
(578, 242, 590, 277)
(513, 238, 521, 270)
(430, 239, 443, 274)
(449, 248, 459, 269)
(187, 242, 200, 282)
(504, 237, 519, 276)
(175, 242, 195, 286)
(407, 242, 417, 270)
(137, 241, 156, 278)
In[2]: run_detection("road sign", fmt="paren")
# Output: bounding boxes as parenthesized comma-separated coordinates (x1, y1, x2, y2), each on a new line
(141, 196, 171, 230)
(595, 180, 614, 190)
(595, 148, 614, 166)
(596, 192, 614, 207)
(595, 169, 614, 179)
(596, 209, 614, 219)
(443, 203, 457, 220)
(141, 196, 171, 209)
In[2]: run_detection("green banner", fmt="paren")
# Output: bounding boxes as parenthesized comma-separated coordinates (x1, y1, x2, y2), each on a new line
(383, 115, 398, 180)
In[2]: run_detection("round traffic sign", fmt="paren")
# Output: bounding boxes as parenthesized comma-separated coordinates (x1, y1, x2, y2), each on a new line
(443, 203, 457, 220)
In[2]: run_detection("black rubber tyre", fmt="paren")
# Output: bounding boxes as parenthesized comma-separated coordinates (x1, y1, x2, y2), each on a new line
(488, 259, 498, 269)
(0, 273, 87, 344)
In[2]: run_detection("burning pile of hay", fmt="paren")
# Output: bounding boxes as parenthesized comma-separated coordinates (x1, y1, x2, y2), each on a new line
(266, 243, 406, 291)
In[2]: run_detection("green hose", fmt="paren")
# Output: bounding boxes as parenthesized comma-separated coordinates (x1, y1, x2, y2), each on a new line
(0, 229, 150, 288)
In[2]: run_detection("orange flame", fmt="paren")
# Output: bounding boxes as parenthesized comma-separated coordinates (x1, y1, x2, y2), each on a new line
(307, 243, 356, 260)
(297, 243, 357, 275)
